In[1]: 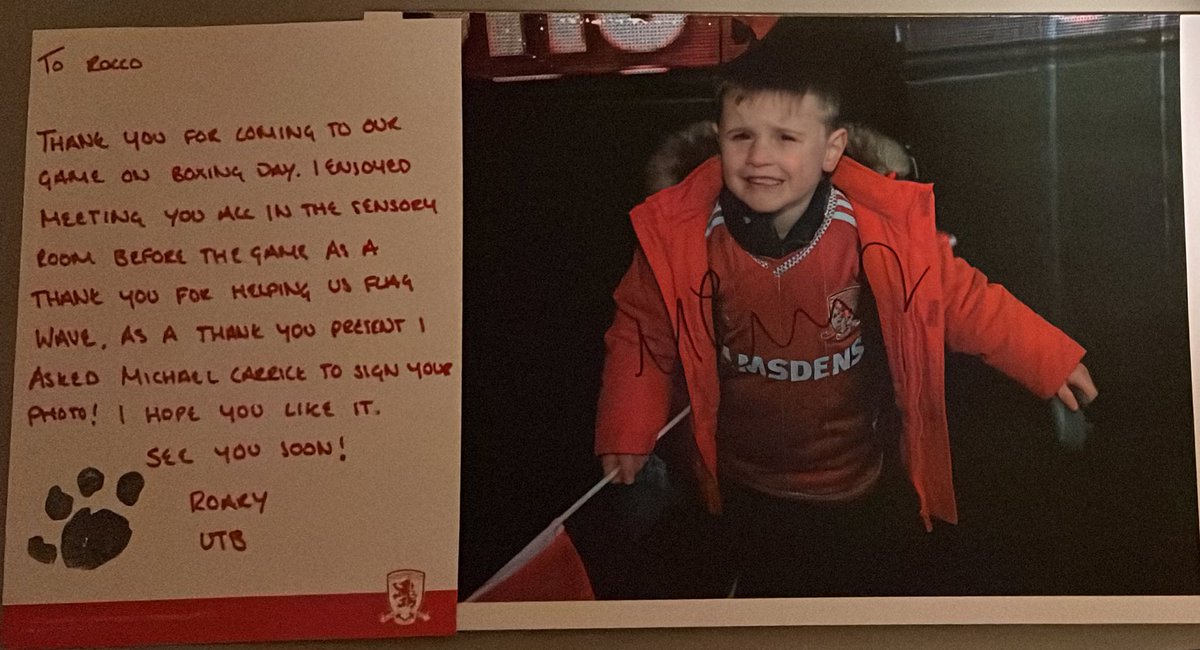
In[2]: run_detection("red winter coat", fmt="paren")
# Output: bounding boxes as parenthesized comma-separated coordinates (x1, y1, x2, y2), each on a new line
(595, 155, 1085, 528)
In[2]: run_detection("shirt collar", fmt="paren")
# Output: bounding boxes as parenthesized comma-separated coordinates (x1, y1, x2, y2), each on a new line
(717, 177, 833, 259)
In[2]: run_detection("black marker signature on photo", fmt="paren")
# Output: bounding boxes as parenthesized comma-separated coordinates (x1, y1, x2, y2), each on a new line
(628, 241, 930, 377)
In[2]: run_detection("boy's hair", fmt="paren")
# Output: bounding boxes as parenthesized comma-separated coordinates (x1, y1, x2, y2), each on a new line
(713, 45, 845, 129)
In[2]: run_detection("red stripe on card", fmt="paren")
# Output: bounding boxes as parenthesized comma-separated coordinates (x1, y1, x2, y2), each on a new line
(2, 590, 456, 649)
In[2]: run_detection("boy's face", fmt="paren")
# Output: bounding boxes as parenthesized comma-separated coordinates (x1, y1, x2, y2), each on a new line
(718, 90, 847, 220)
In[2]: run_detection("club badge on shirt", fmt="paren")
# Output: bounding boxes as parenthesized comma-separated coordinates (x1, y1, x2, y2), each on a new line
(822, 285, 862, 342)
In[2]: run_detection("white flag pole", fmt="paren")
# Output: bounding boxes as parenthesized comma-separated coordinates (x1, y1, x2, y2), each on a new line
(465, 405, 692, 602)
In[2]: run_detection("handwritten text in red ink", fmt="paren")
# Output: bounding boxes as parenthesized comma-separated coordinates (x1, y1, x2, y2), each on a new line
(230, 281, 311, 302)
(176, 286, 212, 304)
(144, 404, 200, 424)
(353, 363, 401, 382)
(40, 208, 144, 229)
(200, 530, 248, 551)
(197, 323, 262, 343)
(36, 128, 108, 153)
(301, 202, 340, 217)
(121, 365, 220, 387)
(229, 365, 307, 383)
(31, 288, 102, 308)
(219, 403, 263, 423)
(27, 366, 99, 390)
(36, 46, 66, 74)
(118, 288, 159, 309)
(146, 447, 193, 468)
(170, 164, 245, 183)
(219, 205, 256, 221)
(364, 274, 413, 293)
(183, 128, 221, 145)
(316, 157, 410, 177)
(123, 130, 166, 151)
(38, 168, 104, 191)
(191, 490, 267, 514)
(34, 327, 97, 349)
(214, 442, 262, 463)
(37, 249, 95, 268)
(86, 55, 142, 72)
(113, 247, 187, 267)
(164, 208, 204, 227)
(326, 116, 401, 137)
(34, 326, 96, 352)
(351, 197, 438, 215)
(27, 404, 94, 427)
(235, 123, 315, 143)
(331, 317, 405, 338)
(408, 361, 454, 380)
(284, 401, 334, 418)
(121, 168, 150, 183)
(256, 161, 298, 182)
(275, 322, 315, 343)
(280, 437, 346, 461)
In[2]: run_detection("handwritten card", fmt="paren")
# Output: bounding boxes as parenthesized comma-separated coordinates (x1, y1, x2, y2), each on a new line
(4, 19, 462, 648)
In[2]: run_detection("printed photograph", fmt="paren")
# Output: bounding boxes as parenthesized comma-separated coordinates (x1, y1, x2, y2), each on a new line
(450, 12, 1196, 603)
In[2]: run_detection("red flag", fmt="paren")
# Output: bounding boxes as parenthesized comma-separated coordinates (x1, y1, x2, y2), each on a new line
(466, 407, 692, 602)
(469, 525, 593, 602)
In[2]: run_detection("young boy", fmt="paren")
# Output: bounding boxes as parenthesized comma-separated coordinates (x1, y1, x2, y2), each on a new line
(593, 48, 1097, 597)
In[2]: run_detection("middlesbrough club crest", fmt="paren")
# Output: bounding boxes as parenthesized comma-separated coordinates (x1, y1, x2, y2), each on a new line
(822, 286, 862, 342)
(380, 569, 430, 625)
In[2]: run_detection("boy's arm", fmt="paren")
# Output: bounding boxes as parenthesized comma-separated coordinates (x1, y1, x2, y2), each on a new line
(938, 236, 1095, 405)
(595, 247, 680, 483)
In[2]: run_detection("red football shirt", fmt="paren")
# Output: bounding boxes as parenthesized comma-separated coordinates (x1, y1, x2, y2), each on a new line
(708, 187, 890, 500)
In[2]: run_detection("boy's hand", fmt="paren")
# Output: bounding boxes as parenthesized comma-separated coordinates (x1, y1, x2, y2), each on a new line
(1055, 363, 1098, 411)
(600, 454, 650, 484)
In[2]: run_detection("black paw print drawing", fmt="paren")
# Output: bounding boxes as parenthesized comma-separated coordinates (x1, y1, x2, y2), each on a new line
(27, 467, 145, 569)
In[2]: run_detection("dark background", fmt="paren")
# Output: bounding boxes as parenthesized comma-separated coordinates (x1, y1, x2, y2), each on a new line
(459, 15, 1198, 598)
